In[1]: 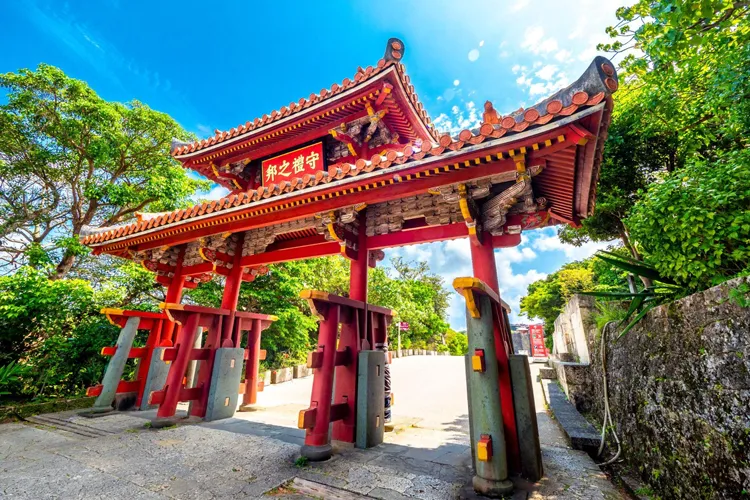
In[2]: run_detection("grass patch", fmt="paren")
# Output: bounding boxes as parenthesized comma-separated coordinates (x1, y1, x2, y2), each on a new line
(294, 456, 309, 468)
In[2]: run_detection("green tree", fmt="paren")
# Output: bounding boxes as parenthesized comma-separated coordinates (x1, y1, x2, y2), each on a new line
(520, 252, 630, 336)
(561, 1, 750, 272)
(368, 257, 451, 349)
(0, 64, 209, 278)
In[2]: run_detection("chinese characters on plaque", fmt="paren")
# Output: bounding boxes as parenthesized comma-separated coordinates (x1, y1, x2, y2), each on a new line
(261, 142, 324, 185)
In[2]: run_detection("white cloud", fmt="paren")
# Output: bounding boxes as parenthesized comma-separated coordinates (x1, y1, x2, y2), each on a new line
(479, 40, 485, 47)
(535, 64, 558, 81)
(510, 0, 530, 11)
(521, 27, 559, 55)
(468, 49, 480, 62)
(577, 46, 598, 62)
(433, 101, 480, 136)
(554, 49, 572, 62)
(515, 65, 570, 98)
(530, 232, 615, 260)
(453, 79, 460, 86)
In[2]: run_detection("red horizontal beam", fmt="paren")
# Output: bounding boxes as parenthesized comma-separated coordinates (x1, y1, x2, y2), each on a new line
(101, 346, 148, 358)
(161, 348, 211, 362)
(367, 223, 468, 250)
(243, 349, 267, 361)
(86, 380, 140, 397)
(492, 233, 522, 248)
(240, 241, 340, 267)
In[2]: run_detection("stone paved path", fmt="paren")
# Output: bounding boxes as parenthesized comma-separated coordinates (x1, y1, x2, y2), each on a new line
(0, 356, 625, 499)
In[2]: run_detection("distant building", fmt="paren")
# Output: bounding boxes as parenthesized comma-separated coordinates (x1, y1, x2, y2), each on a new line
(510, 324, 531, 355)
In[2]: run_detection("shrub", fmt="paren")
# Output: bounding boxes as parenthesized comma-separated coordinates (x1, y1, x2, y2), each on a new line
(627, 150, 750, 290)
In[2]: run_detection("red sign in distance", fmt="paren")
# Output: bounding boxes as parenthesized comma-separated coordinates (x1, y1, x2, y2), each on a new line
(261, 142, 324, 186)
(529, 324, 547, 357)
(399, 322, 409, 331)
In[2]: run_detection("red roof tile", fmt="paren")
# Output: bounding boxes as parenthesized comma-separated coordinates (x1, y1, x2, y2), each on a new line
(83, 56, 618, 248)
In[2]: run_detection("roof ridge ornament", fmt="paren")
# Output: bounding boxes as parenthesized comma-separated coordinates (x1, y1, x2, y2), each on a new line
(384, 38, 404, 63)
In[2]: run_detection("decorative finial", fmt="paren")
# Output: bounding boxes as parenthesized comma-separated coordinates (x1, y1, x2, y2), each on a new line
(384, 38, 405, 62)
(482, 101, 500, 125)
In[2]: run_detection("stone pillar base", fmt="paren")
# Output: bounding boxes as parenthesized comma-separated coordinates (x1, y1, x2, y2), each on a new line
(300, 443, 332, 462)
(472, 475, 514, 497)
(79, 407, 115, 418)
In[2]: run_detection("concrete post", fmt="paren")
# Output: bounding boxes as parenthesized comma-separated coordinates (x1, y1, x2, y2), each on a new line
(465, 294, 513, 496)
(85, 316, 140, 416)
(356, 350, 385, 449)
(186, 328, 203, 415)
(509, 354, 543, 481)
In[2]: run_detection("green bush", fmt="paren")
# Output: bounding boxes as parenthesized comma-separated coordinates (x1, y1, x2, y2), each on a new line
(0, 267, 97, 365)
(627, 150, 750, 290)
(445, 329, 468, 356)
(0, 267, 120, 402)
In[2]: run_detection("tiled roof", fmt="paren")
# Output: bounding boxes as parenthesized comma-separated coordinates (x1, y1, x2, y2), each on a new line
(171, 38, 436, 160)
(83, 56, 617, 247)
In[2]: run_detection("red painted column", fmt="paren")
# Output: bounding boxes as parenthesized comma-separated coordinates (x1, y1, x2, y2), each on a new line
(332, 212, 367, 442)
(470, 234, 499, 293)
(162, 245, 187, 346)
(349, 212, 368, 302)
(221, 233, 246, 346)
(190, 315, 223, 417)
(469, 232, 521, 473)
(242, 319, 263, 406)
(156, 313, 201, 419)
(332, 309, 360, 443)
(302, 304, 340, 458)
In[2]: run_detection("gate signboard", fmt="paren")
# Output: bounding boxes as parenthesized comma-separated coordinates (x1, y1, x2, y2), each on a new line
(529, 324, 547, 358)
(261, 142, 324, 186)
(399, 322, 409, 331)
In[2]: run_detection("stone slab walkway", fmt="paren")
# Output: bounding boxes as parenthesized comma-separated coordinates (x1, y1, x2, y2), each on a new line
(0, 357, 625, 499)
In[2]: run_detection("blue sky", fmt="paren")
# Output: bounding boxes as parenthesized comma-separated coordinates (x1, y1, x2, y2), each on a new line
(0, 0, 622, 327)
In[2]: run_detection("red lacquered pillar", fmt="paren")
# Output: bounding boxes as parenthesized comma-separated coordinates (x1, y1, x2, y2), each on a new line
(242, 319, 263, 406)
(332, 215, 367, 442)
(189, 315, 223, 418)
(470, 234, 500, 293)
(156, 313, 201, 419)
(220, 232, 246, 347)
(349, 212, 368, 302)
(300, 304, 341, 461)
(469, 233, 521, 473)
(162, 246, 186, 346)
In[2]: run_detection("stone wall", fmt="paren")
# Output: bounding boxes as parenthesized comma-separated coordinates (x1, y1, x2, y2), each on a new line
(556, 278, 750, 499)
(552, 294, 595, 364)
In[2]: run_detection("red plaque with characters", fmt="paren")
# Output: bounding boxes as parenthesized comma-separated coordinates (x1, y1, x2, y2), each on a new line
(261, 142, 324, 186)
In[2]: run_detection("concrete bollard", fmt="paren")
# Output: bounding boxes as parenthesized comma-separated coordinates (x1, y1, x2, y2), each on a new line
(205, 348, 244, 422)
(356, 350, 385, 449)
(141, 347, 170, 410)
(464, 294, 514, 496)
(83, 316, 140, 417)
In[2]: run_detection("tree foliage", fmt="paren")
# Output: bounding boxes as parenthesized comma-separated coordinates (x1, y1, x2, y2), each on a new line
(626, 150, 750, 289)
(0, 64, 209, 278)
(561, 1, 750, 271)
(520, 250, 630, 335)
